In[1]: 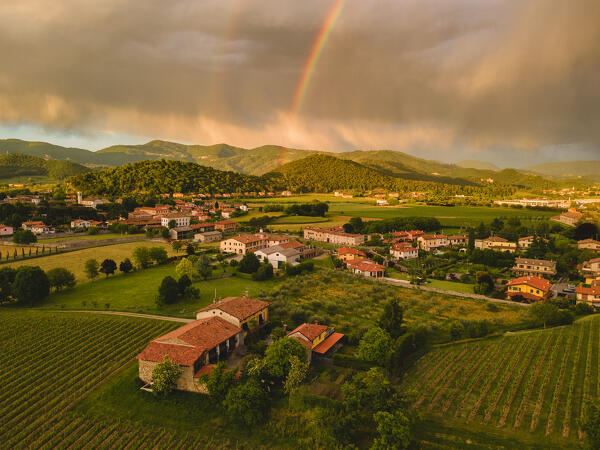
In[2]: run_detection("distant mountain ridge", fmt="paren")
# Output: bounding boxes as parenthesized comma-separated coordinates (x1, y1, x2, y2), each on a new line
(456, 160, 500, 171)
(521, 161, 600, 181)
(0, 153, 89, 181)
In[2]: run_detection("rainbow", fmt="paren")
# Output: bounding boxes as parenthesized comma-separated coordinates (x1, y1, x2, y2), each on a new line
(290, 0, 346, 119)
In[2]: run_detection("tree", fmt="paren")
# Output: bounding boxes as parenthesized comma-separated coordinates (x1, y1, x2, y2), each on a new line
(263, 337, 307, 380)
(168, 219, 177, 229)
(132, 246, 152, 268)
(88, 226, 99, 235)
(238, 252, 260, 274)
(284, 355, 309, 394)
(99, 259, 117, 277)
(224, 380, 270, 426)
(200, 361, 236, 404)
(12, 266, 50, 306)
(13, 229, 36, 244)
(574, 222, 598, 241)
(149, 246, 168, 265)
(581, 402, 600, 450)
(358, 327, 393, 366)
(171, 241, 183, 253)
(185, 243, 195, 255)
(160, 227, 170, 239)
(349, 217, 364, 234)
(177, 274, 192, 296)
(152, 356, 182, 397)
(157, 276, 179, 304)
(253, 263, 274, 281)
(529, 302, 574, 328)
(378, 298, 404, 339)
(175, 258, 195, 280)
(46, 267, 76, 291)
(0, 267, 16, 302)
(119, 258, 133, 274)
(371, 410, 411, 450)
(84, 258, 99, 280)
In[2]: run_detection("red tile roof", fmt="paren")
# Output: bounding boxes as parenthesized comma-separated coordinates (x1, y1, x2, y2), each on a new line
(312, 332, 345, 355)
(576, 286, 600, 295)
(346, 259, 386, 272)
(136, 317, 240, 366)
(279, 241, 305, 249)
(288, 323, 328, 343)
(197, 296, 270, 321)
(337, 247, 366, 256)
(507, 276, 552, 291)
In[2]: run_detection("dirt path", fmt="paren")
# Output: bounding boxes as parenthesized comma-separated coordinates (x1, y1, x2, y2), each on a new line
(49, 310, 194, 323)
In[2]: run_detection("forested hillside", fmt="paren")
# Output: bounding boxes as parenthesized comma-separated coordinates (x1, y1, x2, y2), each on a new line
(0, 153, 89, 180)
(69, 159, 269, 195)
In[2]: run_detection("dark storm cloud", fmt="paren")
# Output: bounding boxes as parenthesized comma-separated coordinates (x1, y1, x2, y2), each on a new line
(0, 0, 598, 162)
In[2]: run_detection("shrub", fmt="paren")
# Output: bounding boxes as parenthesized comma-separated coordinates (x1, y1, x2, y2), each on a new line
(224, 380, 270, 426)
(157, 276, 179, 304)
(177, 274, 192, 295)
(238, 252, 260, 274)
(12, 266, 50, 306)
(149, 246, 168, 265)
(119, 258, 133, 274)
(253, 263, 274, 281)
(358, 327, 393, 366)
(152, 356, 182, 397)
(13, 230, 36, 244)
(99, 259, 117, 277)
(84, 258, 99, 280)
(46, 267, 76, 291)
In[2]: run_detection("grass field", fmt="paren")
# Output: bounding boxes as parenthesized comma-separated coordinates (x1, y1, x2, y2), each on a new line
(0, 310, 203, 449)
(41, 263, 284, 317)
(40, 232, 133, 243)
(403, 315, 600, 447)
(2, 241, 175, 282)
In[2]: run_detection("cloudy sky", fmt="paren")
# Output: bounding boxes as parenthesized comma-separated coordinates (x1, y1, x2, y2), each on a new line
(0, 0, 599, 166)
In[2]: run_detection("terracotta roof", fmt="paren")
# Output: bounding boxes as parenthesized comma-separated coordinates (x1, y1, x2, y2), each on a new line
(347, 259, 386, 272)
(337, 247, 366, 256)
(136, 317, 240, 366)
(197, 296, 270, 321)
(279, 241, 305, 249)
(191, 223, 215, 230)
(288, 323, 328, 342)
(485, 236, 508, 242)
(227, 234, 267, 244)
(162, 214, 189, 219)
(312, 332, 345, 355)
(518, 236, 534, 241)
(290, 336, 313, 350)
(579, 239, 600, 244)
(514, 258, 556, 268)
(216, 220, 236, 225)
(507, 276, 552, 291)
(22, 221, 45, 226)
(420, 234, 447, 240)
(447, 235, 467, 240)
(392, 244, 416, 251)
(576, 286, 600, 295)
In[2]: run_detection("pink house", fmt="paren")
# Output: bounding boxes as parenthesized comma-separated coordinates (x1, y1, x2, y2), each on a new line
(0, 225, 13, 236)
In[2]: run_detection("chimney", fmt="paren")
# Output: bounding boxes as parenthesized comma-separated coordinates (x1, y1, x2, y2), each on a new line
(283, 324, 287, 333)
(314, 319, 318, 325)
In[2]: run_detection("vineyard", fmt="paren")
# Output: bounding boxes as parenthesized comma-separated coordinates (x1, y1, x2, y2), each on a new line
(0, 310, 214, 449)
(404, 315, 600, 447)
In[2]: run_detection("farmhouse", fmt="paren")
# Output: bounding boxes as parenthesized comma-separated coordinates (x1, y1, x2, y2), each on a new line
(512, 258, 557, 278)
(255, 232, 292, 246)
(255, 246, 300, 268)
(517, 236, 548, 249)
(578, 239, 600, 251)
(337, 247, 367, 262)
(576, 285, 600, 308)
(474, 236, 517, 253)
(551, 210, 582, 227)
(161, 214, 190, 228)
(506, 276, 552, 302)
(287, 322, 345, 363)
(417, 234, 449, 251)
(390, 244, 418, 260)
(220, 234, 268, 255)
(447, 235, 468, 246)
(196, 296, 270, 332)
(21, 221, 53, 234)
(580, 258, 600, 284)
(279, 241, 319, 259)
(194, 231, 222, 243)
(346, 259, 385, 278)
(214, 220, 238, 233)
(303, 226, 365, 246)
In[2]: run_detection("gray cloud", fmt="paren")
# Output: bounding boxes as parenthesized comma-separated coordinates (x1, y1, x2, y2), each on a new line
(0, 0, 598, 164)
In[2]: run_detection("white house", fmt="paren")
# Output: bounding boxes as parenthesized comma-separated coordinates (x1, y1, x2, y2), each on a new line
(161, 214, 190, 228)
(21, 221, 53, 234)
(254, 246, 300, 269)
(390, 244, 418, 260)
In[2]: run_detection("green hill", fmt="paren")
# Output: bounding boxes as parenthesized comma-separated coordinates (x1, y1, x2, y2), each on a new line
(456, 160, 500, 171)
(69, 159, 269, 196)
(0, 153, 89, 181)
(521, 161, 600, 181)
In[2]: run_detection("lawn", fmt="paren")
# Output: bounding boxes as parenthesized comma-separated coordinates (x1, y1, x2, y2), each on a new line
(426, 279, 476, 294)
(2, 241, 175, 282)
(41, 262, 285, 317)
(40, 232, 134, 243)
(402, 315, 600, 447)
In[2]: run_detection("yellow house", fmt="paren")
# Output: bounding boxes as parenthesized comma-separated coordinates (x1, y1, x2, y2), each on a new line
(506, 276, 552, 302)
(196, 296, 270, 332)
(337, 247, 367, 262)
(287, 322, 345, 363)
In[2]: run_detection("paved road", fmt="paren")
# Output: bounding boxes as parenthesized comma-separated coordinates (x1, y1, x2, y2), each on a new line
(50, 310, 194, 322)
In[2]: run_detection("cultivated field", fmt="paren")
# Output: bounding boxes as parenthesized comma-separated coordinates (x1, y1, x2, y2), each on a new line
(2, 241, 174, 281)
(0, 310, 211, 449)
(404, 315, 600, 447)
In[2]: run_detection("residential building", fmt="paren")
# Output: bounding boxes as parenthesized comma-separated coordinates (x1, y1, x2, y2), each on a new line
(169, 227, 195, 240)
(390, 244, 418, 260)
(376, 199, 389, 206)
(279, 241, 319, 259)
(474, 236, 517, 253)
(494, 198, 570, 209)
(287, 322, 345, 363)
(551, 210, 583, 227)
(70, 219, 103, 229)
(390, 230, 424, 243)
(447, 235, 468, 246)
(346, 259, 386, 278)
(0, 225, 13, 236)
(506, 276, 552, 302)
(576, 285, 600, 308)
(21, 221, 53, 234)
(161, 214, 190, 228)
(196, 296, 270, 332)
(214, 220, 238, 233)
(254, 246, 300, 268)
(303, 226, 364, 246)
(417, 234, 449, 251)
(191, 223, 216, 233)
(580, 258, 600, 284)
(578, 239, 600, 251)
(254, 232, 292, 246)
(194, 231, 222, 243)
(281, 190, 292, 197)
(337, 247, 367, 262)
(220, 234, 268, 254)
(137, 317, 243, 393)
(512, 258, 557, 277)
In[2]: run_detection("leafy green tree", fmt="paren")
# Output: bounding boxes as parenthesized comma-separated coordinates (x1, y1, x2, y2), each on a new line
(200, 361, 236, 404)
(46, 267, 76, 291)
(263, 337, 307, 380)
(12, 266, 50, 306)
(158, 276, 179, 304)
(358, 327, 393, 367)
(185, 243, 195, 255)
(171, 241, 183, 253)
(378, 298, 404, 339)
(581, 402, 600, 450)
(149, 246, 168, 265)
(160, 227, 170, 239)
(371, 410, 411, 450)
(238, 252, 260, 274)
(176, 257, 195, 280)
(0, 267, 16, 302)
(177, 274, 192, 296)
(87, 226, 99, 235)
(284, 355, 309, 394)
(99, 259, 117, 277)
(195, 255, 213, 280)
(84, 258, 99, 280)
(132, 246, 152, 268)
(119, 258, 133, 274)
(168, 219, 177, 229)
(13, 229, 36, 244)
(152, 356, 182, 397)
(253, 263, 274, 281)
(224, 380, 270, 426)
